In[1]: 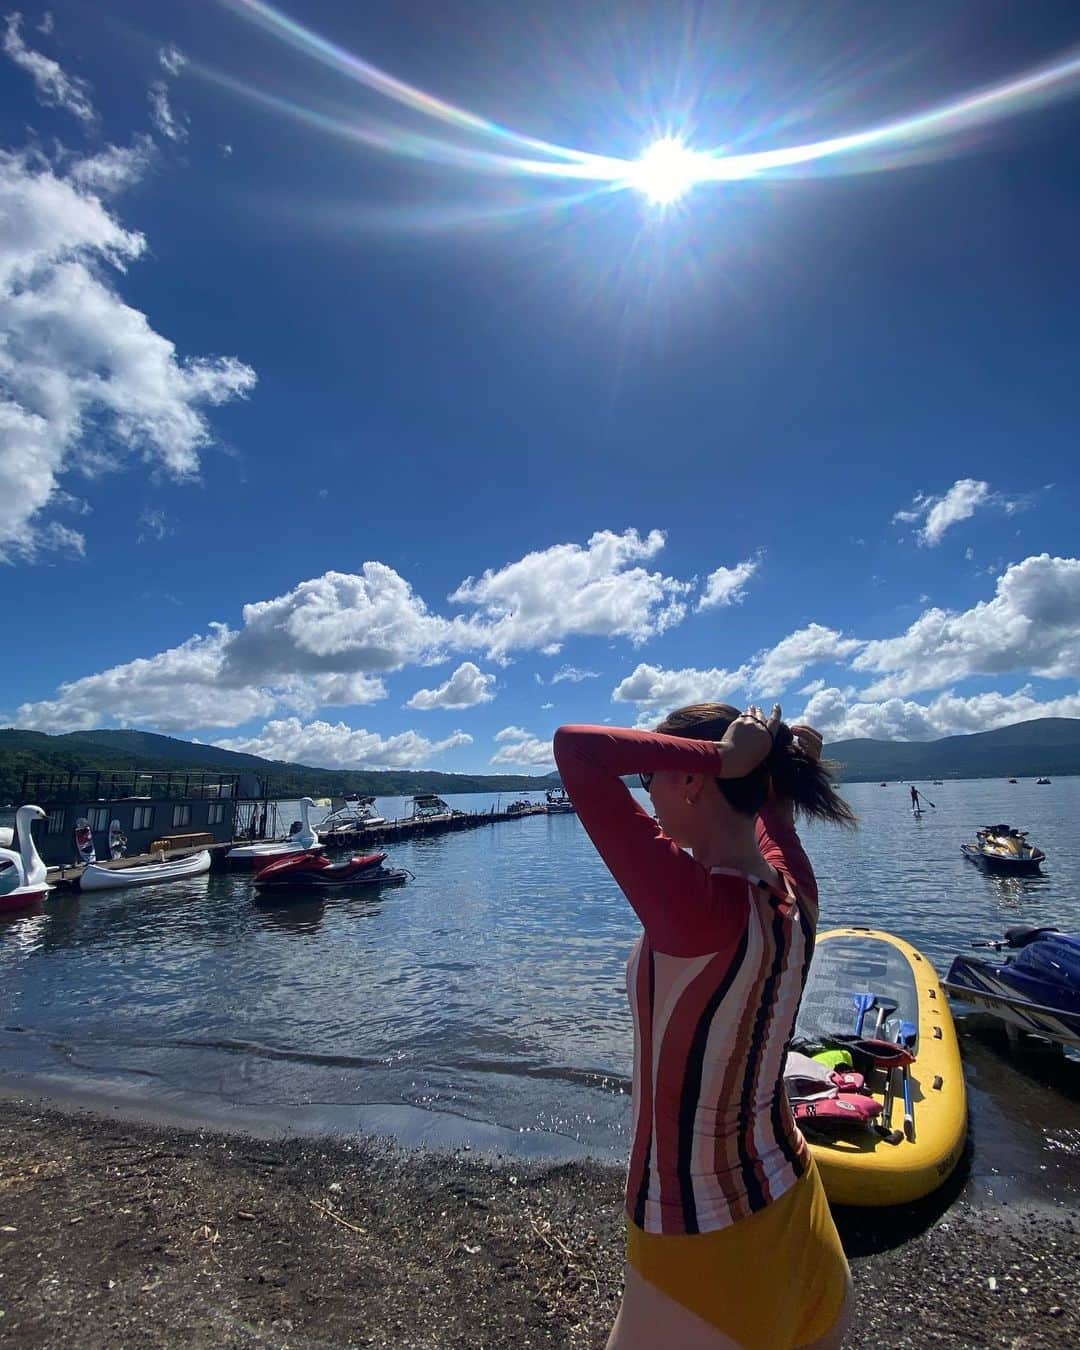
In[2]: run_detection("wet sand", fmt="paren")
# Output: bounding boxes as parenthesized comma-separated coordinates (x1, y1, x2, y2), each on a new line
(1, 1094, 1077, 1348)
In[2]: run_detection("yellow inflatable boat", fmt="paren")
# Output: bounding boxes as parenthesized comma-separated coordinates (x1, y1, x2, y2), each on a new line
(794, 927, 968, 1207)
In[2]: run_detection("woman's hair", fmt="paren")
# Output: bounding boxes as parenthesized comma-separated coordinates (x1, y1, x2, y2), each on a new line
(654, 703, 856, 826)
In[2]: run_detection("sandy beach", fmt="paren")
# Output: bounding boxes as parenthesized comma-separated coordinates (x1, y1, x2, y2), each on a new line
(1, 1095, 1076, 1348)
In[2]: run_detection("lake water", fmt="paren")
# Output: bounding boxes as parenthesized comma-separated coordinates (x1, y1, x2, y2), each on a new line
(3, 780, 1079, 1204)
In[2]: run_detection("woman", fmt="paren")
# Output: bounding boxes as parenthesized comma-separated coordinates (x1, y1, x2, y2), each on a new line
(553, 703, 855, 1350)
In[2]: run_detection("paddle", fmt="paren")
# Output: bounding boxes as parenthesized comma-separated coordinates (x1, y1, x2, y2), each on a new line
(898, 1020, 917, 1142)
(852, 993, 875, 1036)
(873, 997, 898, 1036)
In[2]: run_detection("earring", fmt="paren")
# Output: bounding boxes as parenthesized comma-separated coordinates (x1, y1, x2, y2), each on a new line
(684, 796, 695, 807)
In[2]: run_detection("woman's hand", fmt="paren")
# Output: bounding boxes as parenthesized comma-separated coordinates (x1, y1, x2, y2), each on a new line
(718, 704, 782, 778)
(790, 723, 823, 763)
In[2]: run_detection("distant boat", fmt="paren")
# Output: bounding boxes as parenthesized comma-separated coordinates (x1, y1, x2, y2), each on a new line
(1035, 777, 1051, 786)
(1007, 778, 1018, 784)
(545, 788, 576, 814)
(316, 795, 385, 838)
(408, 794, 465, 824)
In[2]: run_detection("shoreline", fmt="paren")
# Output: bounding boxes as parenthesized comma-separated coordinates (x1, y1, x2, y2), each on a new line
(2, 1094, 1078, 1347)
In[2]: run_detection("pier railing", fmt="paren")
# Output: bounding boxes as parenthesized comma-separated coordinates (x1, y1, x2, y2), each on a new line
(20, 769, 249, 804)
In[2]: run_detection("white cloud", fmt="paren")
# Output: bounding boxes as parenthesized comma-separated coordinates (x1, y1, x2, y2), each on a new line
(37, 12, 53, 36)
(222, 567, 456, 683)
(749, 624, 863, 694)
(611, 661, 747, 718)
(854, 554, 1080, 697)
(69, 137, 154, 194)
(3, 12, 94, 123)
(541, 701, 554, 709)
(148, 81, 187, 142)
(450, 529, 691, 660)
(489, 726, 554, 767)
(550, 665, 599, 684)
(215, 718, 472, 770)
(0, 146, 256, 561)
(800, 683, 1080, 743)
(407, 661, 495, 710)
(892, 479, 1021, 547)
(696, 556, 759, 611)
(158, 44, 187, 76)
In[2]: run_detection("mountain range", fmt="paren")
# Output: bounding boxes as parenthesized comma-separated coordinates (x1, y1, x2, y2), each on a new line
(1, 717, 1077, 803)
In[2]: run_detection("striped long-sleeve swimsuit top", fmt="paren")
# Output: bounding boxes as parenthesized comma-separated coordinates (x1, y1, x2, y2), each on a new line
(553, 725, 819, 1237)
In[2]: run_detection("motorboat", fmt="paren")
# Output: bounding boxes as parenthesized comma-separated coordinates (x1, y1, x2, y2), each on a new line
(408, 794, 464, 824)
(252, 850, 412, 894)
(316, 795, 386, 839)
(80, 849, 212, 892)
(1036, 777, 1051, 785)
(545, 787, 576, 814)
(227, 796, 325, 864)
(944, 926, 1080, 1050)
(506, 798, 536, 814)
(0, 805, 52, 913)
(961, 823, 1045, 875)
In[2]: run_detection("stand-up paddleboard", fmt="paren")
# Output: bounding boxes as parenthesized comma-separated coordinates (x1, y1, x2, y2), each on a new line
(912, 807, 923, 818)
(795, 927, 967, 1206)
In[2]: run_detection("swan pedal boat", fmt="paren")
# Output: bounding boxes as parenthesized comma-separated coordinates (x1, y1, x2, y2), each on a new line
(228, 796, 325, 864)
(0, 805, 52, 912)
(253, 850, 412, 893)
(79, 849, 212, 892)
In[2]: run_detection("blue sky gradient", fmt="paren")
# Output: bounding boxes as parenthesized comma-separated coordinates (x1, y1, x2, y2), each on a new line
(3, 1, 1080, 772)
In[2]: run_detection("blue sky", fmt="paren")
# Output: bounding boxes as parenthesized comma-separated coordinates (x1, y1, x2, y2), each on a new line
(3, 0, 1080, 774)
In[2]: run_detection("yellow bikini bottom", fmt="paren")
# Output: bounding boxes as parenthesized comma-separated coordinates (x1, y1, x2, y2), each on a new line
(626, 1160, 850, 1349)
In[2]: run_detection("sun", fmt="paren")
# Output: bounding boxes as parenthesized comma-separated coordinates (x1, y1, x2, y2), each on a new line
(629, 137, 709, 205)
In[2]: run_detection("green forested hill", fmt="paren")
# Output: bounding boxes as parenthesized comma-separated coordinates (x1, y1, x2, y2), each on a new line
(0, 728, 560, 804)
(4, 716, 1078, 805)
(824, 717, 1080, 781)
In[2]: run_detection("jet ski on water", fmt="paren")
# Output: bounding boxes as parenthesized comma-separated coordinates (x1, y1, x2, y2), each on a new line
(944, 926, 1080, 1050)
(961, 823, 1045, 875)
(253, 850, 413, 894)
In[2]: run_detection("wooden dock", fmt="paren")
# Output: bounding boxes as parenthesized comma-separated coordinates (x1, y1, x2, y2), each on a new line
(46, 802, 554, 891)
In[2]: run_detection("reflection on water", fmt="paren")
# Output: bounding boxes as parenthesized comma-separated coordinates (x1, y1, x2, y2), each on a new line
(1, 781, 1079, 1195)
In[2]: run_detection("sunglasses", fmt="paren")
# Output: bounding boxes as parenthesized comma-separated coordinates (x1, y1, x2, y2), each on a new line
(638, 772, 654, 792)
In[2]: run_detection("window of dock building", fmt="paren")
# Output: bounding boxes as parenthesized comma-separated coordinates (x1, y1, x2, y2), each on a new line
(208, 803, 226, 825)
(133, 806, 154, 830)
(172, 804, 192, 828)
(88, 807, 109, 831)
(47, 808, 65, 834)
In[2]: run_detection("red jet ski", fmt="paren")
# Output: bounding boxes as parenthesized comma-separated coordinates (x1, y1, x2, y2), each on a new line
(253, 850, 412, 893)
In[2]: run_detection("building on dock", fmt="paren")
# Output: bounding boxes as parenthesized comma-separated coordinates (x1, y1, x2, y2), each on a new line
(16, 769, 270, 868)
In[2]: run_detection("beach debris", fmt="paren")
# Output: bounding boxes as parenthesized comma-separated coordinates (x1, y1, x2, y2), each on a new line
(308, 1198, 366, 1235)
(988, 1276, 998, 1291)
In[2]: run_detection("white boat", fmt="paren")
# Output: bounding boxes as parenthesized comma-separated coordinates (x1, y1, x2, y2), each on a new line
(408, 794, 464, 824)
(227, 796, 325, 863)
(0, 805, 53, 912)
(316, 794, 386, 838)
(545, 787, 576, 814)
(80, 849, 212, 892)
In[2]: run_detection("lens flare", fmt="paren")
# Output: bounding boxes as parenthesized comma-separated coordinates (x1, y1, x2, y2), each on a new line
(214, 0, 1080, 209)
(629, 139, 710, 205)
